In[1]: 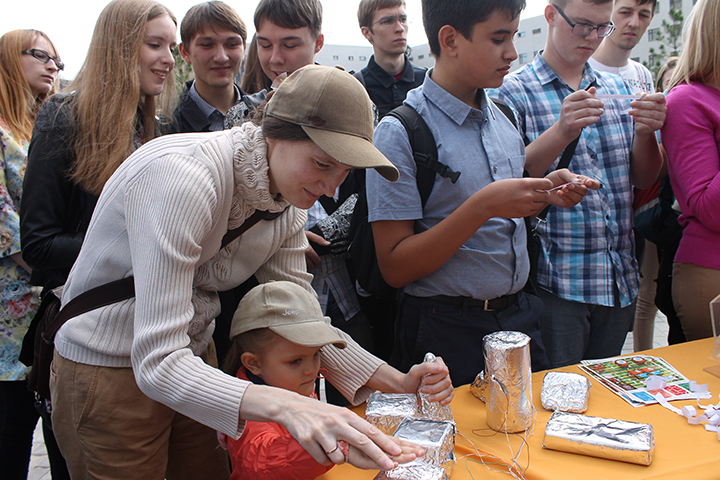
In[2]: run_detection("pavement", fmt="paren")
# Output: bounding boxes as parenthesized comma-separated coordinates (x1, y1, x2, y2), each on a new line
(27, 312, 672, 479)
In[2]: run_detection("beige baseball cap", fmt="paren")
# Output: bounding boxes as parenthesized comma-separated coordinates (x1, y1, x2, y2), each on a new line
(230, 281, 347, 349)
(265, 64, 399, 182)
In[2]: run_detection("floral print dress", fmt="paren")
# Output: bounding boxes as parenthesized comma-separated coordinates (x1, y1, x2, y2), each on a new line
(0, 118, 41, 381)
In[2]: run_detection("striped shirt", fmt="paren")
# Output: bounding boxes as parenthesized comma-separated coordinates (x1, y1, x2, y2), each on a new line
(495, 54, 639, 307)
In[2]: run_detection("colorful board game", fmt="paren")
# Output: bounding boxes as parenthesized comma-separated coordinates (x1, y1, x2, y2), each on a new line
(578, 355, 698, 407)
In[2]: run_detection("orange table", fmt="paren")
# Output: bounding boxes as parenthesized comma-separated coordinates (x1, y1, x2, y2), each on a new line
(319, 338, 719, 480)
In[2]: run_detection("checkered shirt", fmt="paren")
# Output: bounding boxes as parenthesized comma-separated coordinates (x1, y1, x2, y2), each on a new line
(494, 54, 639, 307)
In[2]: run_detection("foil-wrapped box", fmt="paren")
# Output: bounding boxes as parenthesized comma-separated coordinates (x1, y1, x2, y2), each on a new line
(542, 411, 655, 465)
(483, 331, 533, 433)
(393, 418, 456, 476)
(418, 353, 454, 423)
(365, 392, 418, 435)
(374, 464, 449, 480)
(541, 372, 591, 413)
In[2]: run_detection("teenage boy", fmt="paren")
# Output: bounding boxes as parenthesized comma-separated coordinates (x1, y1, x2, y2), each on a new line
(589, 0, 656, 93)
(356, 0, 426, 119)
(253, 0, 325, 89)
(495, 0, 666, 368)
(366, 0, 600, 386)
(171, 1, 260, 134)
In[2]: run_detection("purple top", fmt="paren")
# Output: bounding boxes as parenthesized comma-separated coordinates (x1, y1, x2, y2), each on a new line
(662, 82, 720, 269)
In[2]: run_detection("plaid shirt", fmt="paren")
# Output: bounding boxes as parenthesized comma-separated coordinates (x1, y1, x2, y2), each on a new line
(305, 200, 361, 321)
(495, 54, 638, 307)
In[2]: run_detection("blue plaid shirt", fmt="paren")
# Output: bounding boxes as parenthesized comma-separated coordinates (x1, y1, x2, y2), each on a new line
(494, 54, 638, 307)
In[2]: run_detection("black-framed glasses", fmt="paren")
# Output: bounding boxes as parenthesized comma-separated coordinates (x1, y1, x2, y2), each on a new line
(21, 48, 65, 71)
(552, 4, 615, 37)
(371, 15, 409, 28)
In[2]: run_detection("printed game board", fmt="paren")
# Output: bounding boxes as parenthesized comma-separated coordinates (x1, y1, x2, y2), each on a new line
(578, 355, 696, 407)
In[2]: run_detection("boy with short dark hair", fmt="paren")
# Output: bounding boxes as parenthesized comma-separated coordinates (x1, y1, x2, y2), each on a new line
(172, 1, 257, 134)
(366, 0, 600, 386)
(356, 0, 426, 119)
(253, 0, 325, 88)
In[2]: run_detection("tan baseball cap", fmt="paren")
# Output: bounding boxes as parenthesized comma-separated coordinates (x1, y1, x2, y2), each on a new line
(230, 281, 347, 349)
(265, 64, 399, 182)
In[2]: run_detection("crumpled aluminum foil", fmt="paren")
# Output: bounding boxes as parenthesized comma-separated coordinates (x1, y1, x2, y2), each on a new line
(393, 418, 456, 477)
(374, 464, 449, 480)
(470, 371, 487, 402)
(483, 331, 533, 433)
(365, 392, 419, 435)
(418, 353, 454, 423)
(542, 411, 655, 465)
(541, 372, 591, 413)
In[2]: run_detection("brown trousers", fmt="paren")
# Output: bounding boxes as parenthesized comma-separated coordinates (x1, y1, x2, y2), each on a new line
(673, 262, 720, 341)
(50, 348, 230, 480)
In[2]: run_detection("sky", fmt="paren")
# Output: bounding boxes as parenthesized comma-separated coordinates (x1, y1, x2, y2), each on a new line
(2, 0, 547, 79)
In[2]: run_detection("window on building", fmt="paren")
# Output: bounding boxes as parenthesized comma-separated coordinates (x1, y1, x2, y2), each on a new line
(518, 31, 527, 37)
(670, 0, 682, 10)
(348, 56, 354, 61)
(532, 28, 542, 34)
(332, 55, 338, 60)
(519, 53, 528, 64)
(409, 57, 414, 61)
(655, 1, 660, 12)
(631, 57, 640, 62)
(418, 54, 424, 59)
(533, 50, 538, 57)
(359, 56, 366, 61)
(648, 28, 661, 41)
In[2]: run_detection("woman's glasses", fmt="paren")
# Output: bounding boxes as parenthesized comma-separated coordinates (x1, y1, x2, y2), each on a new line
(22, 48, 65, 71)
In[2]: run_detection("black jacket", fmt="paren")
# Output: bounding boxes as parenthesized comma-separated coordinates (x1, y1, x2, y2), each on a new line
(20, 94, 98, 290)
(169, 79, 265, 134)
(357, 55, 426, 119)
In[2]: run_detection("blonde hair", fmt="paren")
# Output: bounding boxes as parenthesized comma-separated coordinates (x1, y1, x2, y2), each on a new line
(668, 0, 720, 91)
(68, 0, 177, 195)
(0, 29, 59, 143)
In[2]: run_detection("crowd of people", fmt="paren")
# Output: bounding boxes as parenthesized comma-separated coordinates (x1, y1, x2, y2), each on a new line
(1, 0, 718, 479)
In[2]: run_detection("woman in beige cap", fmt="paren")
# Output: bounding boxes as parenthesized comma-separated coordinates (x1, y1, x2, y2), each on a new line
(48, 65, 453, 480)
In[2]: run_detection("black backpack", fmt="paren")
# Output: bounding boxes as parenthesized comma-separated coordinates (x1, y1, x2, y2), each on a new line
(348, 100, 518, 298)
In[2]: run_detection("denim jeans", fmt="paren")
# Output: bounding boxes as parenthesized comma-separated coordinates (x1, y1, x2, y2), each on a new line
(536, 287, 636, 369)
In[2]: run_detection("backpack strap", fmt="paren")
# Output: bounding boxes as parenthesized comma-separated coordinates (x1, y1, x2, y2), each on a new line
(387, 104, 458, 207)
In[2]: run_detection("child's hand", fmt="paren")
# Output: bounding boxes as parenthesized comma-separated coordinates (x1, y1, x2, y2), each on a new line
(404, 357, 454, 405)
(346, 437, 424, 467)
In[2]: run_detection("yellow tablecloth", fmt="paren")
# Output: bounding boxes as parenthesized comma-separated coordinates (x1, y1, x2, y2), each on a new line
(319, 338, 719, 480)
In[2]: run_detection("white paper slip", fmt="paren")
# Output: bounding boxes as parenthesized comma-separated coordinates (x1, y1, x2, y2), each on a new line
(595, 94, 643, 101)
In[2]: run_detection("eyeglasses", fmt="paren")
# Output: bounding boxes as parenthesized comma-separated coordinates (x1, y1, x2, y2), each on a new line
(370, 15, 409, 28)
(552, 4, 615, 37)
(21, 49, 65, 71)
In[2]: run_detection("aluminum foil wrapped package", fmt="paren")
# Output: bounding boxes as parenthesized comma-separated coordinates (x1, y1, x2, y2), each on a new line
(542, 411, 655, 465)
(541, 372, 591, 413)
(470, 371, 486, 402)
(374, 464, 449, 480)
(418, 353, 454, 423)
(365, 392, 418, 435)
(483, 331, 533, 433)
(393, 418, 456, 476)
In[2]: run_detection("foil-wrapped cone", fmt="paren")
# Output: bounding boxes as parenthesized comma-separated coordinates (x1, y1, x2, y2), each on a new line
(393, 418, 456, 476)
(483, 331, 533, 433)
(542, 411, 655, 465)
(541, 372, 591, 413)
(470, 371, 486, 401)
(418, 353, 454, 423)
(374, 464, 449, 480)
(365, 392, 418, 435)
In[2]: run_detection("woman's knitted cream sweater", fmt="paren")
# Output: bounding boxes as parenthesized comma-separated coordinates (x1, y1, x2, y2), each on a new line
(56, 123, 383, 438)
